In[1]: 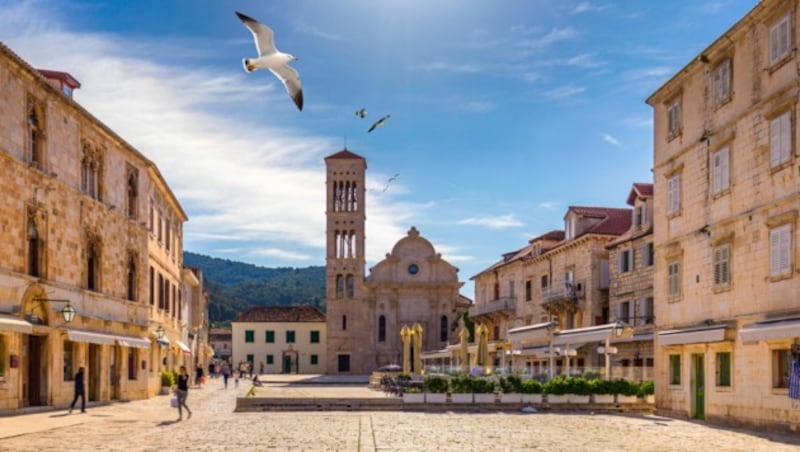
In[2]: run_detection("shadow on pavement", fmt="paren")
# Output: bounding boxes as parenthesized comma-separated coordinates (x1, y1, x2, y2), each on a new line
(49, 413, 70, 418)
(156, 420, 181, 427)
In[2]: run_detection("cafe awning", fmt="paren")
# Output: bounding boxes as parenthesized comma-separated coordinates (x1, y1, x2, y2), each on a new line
(740, 317, 800, 343)
(552, 323, 623, 346)
(175, 340, 192, 355)
(0, 314, 33, 334)
(66, 329, 117, 345)
(508, 322, 554, 344)
(657, 325, 728, 346)
(156, 337, 170, 347)
(116, 335, 151, 349)
(516, 344, 552, 358)
(421, 349, 452, 360)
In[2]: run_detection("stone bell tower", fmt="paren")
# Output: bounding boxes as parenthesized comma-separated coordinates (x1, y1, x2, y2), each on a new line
(324, 149, 371, 373)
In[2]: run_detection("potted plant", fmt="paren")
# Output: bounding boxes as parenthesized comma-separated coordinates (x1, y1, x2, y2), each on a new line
(160, 370, 175, 395)
(472, 378, 497, 403)
(615, 379, 640, 404)
(402, 386, 425, 403)
(638, 380, 655, 404)
(591, 379, 615, 404)
(450, 374, 473, 403)
(545, 377, 590, 404)
(423, 375, 449, 403)
(498, 375, 522, 403)
(520, 378, 544, 404)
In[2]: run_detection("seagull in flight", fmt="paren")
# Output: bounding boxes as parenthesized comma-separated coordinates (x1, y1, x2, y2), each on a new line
(355, 108, 367, 119)
(382, 173, 399, 192)
(236, 11, 303, 111)
(368, 114, 391, 133)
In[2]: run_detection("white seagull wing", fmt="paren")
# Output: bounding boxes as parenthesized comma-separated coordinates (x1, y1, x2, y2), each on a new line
(269, 65, 303, 111)
(236, 12, 276, 56)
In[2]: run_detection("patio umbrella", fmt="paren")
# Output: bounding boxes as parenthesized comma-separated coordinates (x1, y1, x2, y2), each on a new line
(413, 323, 423, 374)
(476, 324, 489, 368)
(400, 326, 412, 374)
(459, 327, 469, 373)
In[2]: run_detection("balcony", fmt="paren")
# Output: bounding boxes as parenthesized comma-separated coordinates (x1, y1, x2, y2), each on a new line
(469, 296, 516, 320)
(541, 280, 585, 313)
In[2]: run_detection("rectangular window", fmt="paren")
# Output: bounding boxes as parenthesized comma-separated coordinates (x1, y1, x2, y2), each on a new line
(508, 280, 515, 298)
(713, 244, 731, 287)
(63, 341, 74, 381)
(716, 352, 731, 387)
(245, 330, 254, 343)
(712, 146, 730, 194)
(525, 281, 532, 301)
(165, 218, 172, 251)
(669, 354, 681, 385)
(641, 242, 655, 267)
(619, 301, 631, 325)
(713, 58, 732, 105)
(540, 275, 548, 289)
(770, 224, 793, 276)
(668, 260, 681, 297)
(246, 353, 254, 364)
(265, 330, 275, 343)
(772, 348, 790, 388)
(642, 297, 654, 324)
(286, 330, 296, 343)
(310, 330, 320, 343)
(667, 174, 681, 215)
(667, 98, 682, 140)
(310, 354, 319, 365)
(128, 348, 137, 380)
(770, 111, 792, 167)
(266, 354, 274, 365)
(770, 14, 791, 65)
(619, 249, 634, 273)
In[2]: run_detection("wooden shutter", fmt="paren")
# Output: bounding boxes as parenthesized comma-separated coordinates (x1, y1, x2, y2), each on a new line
(770, 225, 791, 275)
(770, 115, 782, 167)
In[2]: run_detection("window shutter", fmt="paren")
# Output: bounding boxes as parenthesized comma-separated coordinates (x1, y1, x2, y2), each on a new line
(720, 147, 730, 190)
(780, 19, 790, 58)
(780, 112, 791, 163)
(770, 116, 782, 166)
(771, 22, 780, 63)
(779, 226, 792, 273)
(712, 152, 722, 193)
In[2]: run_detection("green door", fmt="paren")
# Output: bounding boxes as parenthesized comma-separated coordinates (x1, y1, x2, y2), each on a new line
(693, 354, 705, 420)
(283, 355, 292, 374)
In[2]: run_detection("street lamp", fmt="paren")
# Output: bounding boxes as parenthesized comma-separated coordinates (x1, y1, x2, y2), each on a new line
(155, 325, 165, 339)
(31, 297, 76, 324)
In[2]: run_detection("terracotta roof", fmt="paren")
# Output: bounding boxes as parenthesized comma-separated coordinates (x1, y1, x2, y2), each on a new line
(606, 224, 653, 248)
(209, 328, 231, 335)
(233, 305, 326, 323)
(627, 183, 654, 206)
(581, 207, 632, 236)
(37, 69, 81, 89)
(531, 230, 565, 242)
(324, 149, 365, 160)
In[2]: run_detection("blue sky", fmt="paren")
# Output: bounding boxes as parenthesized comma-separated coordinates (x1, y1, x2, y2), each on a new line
(1, 0, 756, 297)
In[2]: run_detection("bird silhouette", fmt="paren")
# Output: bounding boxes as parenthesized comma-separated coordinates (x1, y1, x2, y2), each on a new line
(368, 114, 391, 133)
(382, 173, 399, 192)
(355, 108, 367, 119)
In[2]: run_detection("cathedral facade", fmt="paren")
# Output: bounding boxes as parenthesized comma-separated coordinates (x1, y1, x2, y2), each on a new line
(324, 150, 468, 374)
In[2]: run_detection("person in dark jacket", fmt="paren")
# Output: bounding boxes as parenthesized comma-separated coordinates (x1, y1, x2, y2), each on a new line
(69, 366, 86, 414)
(175, 366, 192, 421)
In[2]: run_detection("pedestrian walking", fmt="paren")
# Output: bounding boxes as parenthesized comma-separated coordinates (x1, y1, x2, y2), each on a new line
(222, 361, 230, 388)
(259, 361, 264, 375)
(68, 366, 86, 414)
(208, 362, 214, 379)
(195, 364, 204, 387)
(175, 365, 192, 421)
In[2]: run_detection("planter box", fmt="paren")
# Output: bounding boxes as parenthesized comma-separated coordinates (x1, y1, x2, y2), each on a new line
(425, 393, 448, 404)
(521, 394, 543, 404)
(568, 395, 591, 404)
(643, 394, 655, 404)
(499, 393, 522, 403)
(450, 393, 473, 404)
(593, 394, 615, 404)
(616, 395, 639, 404)
(547, 394, 567, 404)
(159, 387, 171, 395)
(402, 392, 425, 403)
(473, 393, 496, 404)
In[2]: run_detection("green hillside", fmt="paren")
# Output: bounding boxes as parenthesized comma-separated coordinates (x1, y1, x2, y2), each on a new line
(183, 251, 326, 324)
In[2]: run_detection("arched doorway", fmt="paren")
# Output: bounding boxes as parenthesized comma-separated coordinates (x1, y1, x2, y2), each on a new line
(21, 284, 50, 407)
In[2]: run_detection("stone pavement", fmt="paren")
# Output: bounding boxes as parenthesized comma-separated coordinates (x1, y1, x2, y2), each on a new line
(0, 375, 799, 451)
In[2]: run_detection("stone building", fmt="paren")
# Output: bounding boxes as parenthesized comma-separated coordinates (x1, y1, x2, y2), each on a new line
(606, 183, 655, 381)
(647, 0, 800, 431)
(183, 267, 212, 375)
(0, 42, 203, 411)
(324, 150, 468, 374)
(232, 306, 326, 374)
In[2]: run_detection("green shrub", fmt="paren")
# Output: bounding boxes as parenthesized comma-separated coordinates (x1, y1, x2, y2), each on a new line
(397, 373, 412, 381)
(450, 374, 473, 393)
(521, 378, 543, 394)
(423, 375, 449, 393)
(615, 379, 640, 396)
(405, 387, 421, 394)
(638, 380, 655, 396)
(545, 377, 591, 395)
(590, 379, 614, 395)
(583, 370, 602, 381)
(160, 370, 175, 387)
(499, 375, 523, 393)
(471, 378, 497, 394)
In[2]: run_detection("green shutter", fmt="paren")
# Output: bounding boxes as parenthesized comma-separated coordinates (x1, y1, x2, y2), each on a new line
(245, 330, 254, 343)
(266, 354, 274, 365)
(310, 354, 318, 365)
(716, 352, 731, 387)
(310, 330, 320, 343)
(266, 330, 275, 343)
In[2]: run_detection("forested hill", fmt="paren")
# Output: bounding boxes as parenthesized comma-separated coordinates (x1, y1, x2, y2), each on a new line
(183, 251, 326, 324)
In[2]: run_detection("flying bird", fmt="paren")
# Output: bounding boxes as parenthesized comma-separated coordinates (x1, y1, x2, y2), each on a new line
(382, 173, 399, 192)
(236, 11, 303, 111)
(355, 108, 367, 119)
(368, 114, 391, 133)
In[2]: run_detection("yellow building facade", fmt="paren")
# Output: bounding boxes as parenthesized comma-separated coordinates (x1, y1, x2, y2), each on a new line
(648, 0, 800, 431)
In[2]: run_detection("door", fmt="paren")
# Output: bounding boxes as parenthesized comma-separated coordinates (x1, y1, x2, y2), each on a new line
(88, 344, 102, 402)
(25, 335, 47, 407)
(692, 354, 705, 420)
(110, 346, 121, 400)
(283, 355, 292, 374)
(337, 354, 350, 373)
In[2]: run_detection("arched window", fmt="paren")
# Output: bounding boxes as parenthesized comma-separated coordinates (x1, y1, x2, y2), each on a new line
(342, 315, 347, 331)
(336, 275, 344, 298)
(27, 212, 43, 277)
(346, 274, 354, 298)
(378, 315, 386, 342)
(127, 170, 138, 218)
(440, 315, 448, 342)
(27, 107, 42, 168)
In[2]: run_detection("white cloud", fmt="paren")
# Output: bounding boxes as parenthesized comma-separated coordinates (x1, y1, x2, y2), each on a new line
(603, 134, 621, 146)
(518, 27, 577, 50)
(458, 214, 524, 229)
(251, 248, 313, 261)
(571, 2, 606, 15)
(537, 201, 560, 210)
(543, 85, 586, 99)
(417, 61, 482, 74)
(293, 21, 342, 41)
